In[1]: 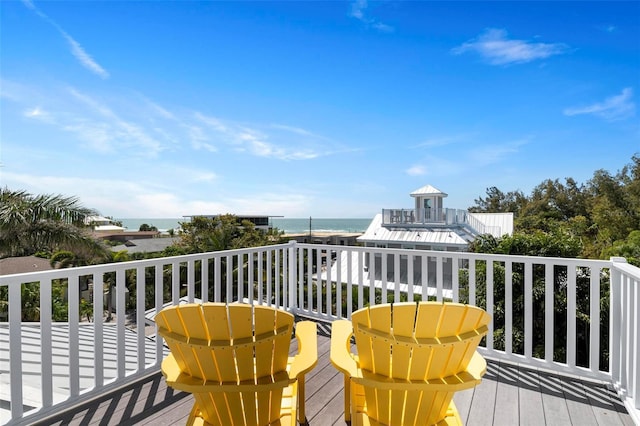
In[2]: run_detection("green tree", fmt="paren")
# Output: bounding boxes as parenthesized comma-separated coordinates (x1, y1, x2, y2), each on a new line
(586, 156, 640, 257)
(0, 188, 106, 259)
(602, 230, 640, 267)
(139, 223, 158, 232)
(177, 215, 281, 253)
(469, 186, 527, 216)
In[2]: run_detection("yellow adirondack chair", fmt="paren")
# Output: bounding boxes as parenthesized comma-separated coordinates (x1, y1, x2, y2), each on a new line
(330, 302, 490, 425)
(156, 303, 318, 426)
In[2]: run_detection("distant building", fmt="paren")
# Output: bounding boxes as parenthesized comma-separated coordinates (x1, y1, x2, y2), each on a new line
(85, 215, 127, 234)
(183, 214, 280, 232)
(284, 232, 362, 246)
(358, 184, 513, 252)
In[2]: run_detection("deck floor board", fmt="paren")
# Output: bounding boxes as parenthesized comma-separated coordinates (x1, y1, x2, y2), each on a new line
(32, 327, 634, 426)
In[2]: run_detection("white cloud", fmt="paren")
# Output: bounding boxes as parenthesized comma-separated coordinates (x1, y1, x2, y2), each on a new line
(350, 0, 366, 20)
(22, 1, 109, 78)
(23, 106, 53, 123)
(599, 24, 617, 33)
(406, 165, 426, 176)
(196, 113, 330, 160)
(349, 0, 394, 33)
(62, 122, 113, 153)
(564, 88, 635, 121)
(270, 123, 315, 136)
(452, 28, 569, 65)
(61, 32, 109, 79)
(66, 88, 164, 155)
(469, 140, 527, 166)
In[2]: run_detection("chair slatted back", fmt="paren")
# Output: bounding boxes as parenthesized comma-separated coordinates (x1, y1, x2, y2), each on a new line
(156, 303, 295, 426)
(351, 302, 490, 425)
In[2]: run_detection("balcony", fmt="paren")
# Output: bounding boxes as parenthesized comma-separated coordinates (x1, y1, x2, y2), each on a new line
(381, 207, 504, 235)
(1, 242, 639, 425)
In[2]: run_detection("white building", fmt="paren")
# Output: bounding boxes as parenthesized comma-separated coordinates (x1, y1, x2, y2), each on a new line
(318, 185, 516, 298)
(358, 184, 513, 252)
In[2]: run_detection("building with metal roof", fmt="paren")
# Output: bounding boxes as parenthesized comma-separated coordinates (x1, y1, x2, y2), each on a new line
(358, 185, 513, 252)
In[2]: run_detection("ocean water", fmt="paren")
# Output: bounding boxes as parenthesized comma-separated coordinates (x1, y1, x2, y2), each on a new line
(117, 217, 372, 234)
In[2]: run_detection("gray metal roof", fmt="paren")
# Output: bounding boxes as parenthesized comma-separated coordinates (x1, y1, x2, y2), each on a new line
(410, 185, 448, 197)
(111, 237, 180, 254)
(357, 214, 470, 247)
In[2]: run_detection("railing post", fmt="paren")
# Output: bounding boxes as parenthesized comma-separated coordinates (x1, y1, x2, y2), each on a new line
(288, 240, 297, 313)
(9, 280, 23, 421)
(610, 257, 625, 388)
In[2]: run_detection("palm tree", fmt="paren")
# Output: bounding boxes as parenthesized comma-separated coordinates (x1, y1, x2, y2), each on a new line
(0, 188, 106, 258)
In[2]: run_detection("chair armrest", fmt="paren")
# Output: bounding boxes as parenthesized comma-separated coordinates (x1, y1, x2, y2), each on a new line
(289, 321, 318, 379)
(330, 320, 358, 378)
(466, 351, 487, 380)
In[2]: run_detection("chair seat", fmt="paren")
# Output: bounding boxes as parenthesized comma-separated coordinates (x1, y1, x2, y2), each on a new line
(352, 399, 462, 426)
(187, 403, 294, 426)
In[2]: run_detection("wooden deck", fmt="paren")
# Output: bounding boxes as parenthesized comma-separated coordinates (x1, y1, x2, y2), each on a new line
(33, 322, 635, 426)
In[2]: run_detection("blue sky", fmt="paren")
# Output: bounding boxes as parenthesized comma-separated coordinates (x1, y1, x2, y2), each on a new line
(1, 1, 638, 219)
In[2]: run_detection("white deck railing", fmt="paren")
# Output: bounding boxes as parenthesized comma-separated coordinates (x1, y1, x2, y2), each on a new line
(1, 242, 639, 425)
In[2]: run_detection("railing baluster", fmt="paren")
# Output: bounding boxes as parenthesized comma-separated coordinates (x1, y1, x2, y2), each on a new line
(202, 258, 209, 303)
(8, 279, 23, 420)
(590, 266, 601, 373)
(369, 251, 376, 307)
(622, 271, 630, 393)
(567, 262, 577, 368)
(421, 255, 428, 301)
(155, 265, 164, 363)
(436, 255, 443, 302)
(524, 261, 533, 359)
(68, 274, 80, 398)
(40, 277, 53, 408)
(257, 252, 263, 305)
(393, 253, 400, 303)
(226, 255, 233, 304)
(171, 262, 179, 305)
(347, 249, 353, 318)
(136, 267, 145, 371)
(357, 250, 364, 311)
(381, 251, 388, 303)
(326, 248, 332, 316)
(469, 259, 476, 306)
(306, 248, 313, 314)
(238, 254, 244, 303)
(298, 248, 304, 310)
(275, 250, 280, 309)
(407, 253, 414, 301)
(266, 250, 272, 306)
(316, 248, 322, 314)
(486, 260, 494, 350)
(505, 261, 513, 356)
(451, 256, 458, 303)
(545, 261, 555, 364)
(116, 268, 126, 379)
(248, 252, 254, 305)
(336, 248, 342, 319)
(214, 256, 221, 303)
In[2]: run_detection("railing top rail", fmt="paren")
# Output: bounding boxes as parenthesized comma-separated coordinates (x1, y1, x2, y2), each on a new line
(293, 242, 613, 267)
(610, 257, 640, 278)
(0, 242, 293, 285)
